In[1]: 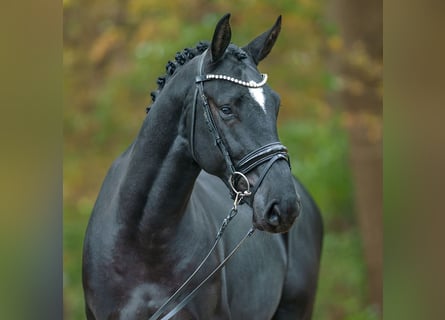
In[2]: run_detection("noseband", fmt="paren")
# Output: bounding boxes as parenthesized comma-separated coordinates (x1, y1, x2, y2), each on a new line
(191, 50, 290, 199)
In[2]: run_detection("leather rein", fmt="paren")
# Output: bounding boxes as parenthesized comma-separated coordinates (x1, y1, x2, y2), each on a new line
(149, 50, 290, 320)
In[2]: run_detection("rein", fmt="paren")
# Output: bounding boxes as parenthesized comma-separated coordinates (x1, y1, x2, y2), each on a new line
(149, 176, 253, 320)
(149, 50, 291, 319)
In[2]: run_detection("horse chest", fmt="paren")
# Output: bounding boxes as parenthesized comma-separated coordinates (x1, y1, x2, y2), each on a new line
(223, 231, 287, 318)
(142, 210, 288, 319)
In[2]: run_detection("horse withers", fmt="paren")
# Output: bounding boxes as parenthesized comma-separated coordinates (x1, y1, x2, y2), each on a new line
(82, 13, 323, 320)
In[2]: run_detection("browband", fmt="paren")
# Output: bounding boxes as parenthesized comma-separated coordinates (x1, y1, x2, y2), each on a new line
(196, 73, 268, 88)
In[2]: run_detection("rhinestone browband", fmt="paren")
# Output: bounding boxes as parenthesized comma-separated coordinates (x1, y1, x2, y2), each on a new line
(195, 73, 268, 88)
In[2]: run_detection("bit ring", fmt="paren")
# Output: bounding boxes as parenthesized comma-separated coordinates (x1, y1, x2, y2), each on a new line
(229, 171, 251, 196)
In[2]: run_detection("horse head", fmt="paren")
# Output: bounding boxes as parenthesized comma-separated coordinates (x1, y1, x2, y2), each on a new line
(185, 14, 301, 233)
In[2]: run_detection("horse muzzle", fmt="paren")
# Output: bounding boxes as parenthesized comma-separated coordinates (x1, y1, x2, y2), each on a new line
(226, 142, 300, 233)
(248, 160, 302, 233)
(252, 194, 301, 233)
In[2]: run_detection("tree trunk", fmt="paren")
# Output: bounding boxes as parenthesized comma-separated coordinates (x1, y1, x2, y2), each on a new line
(328, 0, 382, 315)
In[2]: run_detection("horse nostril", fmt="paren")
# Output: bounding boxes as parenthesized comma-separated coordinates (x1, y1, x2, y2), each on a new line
(266, 204, 281, 227)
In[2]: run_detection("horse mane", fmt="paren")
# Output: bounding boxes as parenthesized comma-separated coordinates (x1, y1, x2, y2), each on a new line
(147, 41, 248, 113)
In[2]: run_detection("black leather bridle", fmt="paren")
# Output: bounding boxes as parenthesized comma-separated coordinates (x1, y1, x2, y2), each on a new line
(191, 50, 291, 199)
(149, 50, 292, 320)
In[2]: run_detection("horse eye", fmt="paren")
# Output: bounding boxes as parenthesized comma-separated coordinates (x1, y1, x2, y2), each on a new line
(220, 106, 233, 115)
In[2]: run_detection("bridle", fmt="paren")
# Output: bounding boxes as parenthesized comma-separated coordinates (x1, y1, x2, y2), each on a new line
(149, 50, 291, 320)
(191, 49, 290, 200)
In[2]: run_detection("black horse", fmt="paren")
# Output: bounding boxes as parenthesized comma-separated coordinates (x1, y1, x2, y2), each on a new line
(82, 14, 323, 320)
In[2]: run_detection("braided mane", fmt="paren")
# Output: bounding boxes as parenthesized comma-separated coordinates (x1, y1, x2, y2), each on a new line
(147, 41, 248, 113)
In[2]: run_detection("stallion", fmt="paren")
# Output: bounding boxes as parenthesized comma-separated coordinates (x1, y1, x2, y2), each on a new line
(83, 14, 323, 319)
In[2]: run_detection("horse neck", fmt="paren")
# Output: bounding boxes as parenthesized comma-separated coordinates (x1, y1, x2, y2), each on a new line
(118, 83, 201, 244)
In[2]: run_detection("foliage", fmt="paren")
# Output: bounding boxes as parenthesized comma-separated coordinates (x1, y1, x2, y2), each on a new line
(64, 0, 378, 319)
(279, 117, 354, 228)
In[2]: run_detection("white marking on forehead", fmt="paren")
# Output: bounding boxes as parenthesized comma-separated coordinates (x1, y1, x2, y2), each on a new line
(248, 87, 266, 114)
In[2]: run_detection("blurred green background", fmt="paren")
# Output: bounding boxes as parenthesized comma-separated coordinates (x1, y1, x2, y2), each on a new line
(64, 0, 382, 319)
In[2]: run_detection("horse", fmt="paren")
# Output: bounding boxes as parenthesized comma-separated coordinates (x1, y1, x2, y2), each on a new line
(82, 13, 323, 320)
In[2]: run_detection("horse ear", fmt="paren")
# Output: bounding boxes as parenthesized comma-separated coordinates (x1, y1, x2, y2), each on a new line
(211, 13, 232, 63)
(243, 15, 282, 65)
